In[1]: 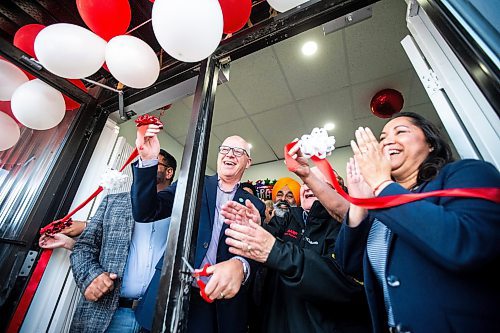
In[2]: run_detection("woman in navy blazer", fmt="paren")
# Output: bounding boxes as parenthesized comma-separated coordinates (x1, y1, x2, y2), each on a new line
(335, 112, 500, 333)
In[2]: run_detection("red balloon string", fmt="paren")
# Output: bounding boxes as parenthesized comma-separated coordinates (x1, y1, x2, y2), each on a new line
(284, 142, 500, 209)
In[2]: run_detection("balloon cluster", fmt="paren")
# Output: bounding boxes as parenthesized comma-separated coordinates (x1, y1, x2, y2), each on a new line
(1, 0, 311, 151)
(150, 0, 307, 63)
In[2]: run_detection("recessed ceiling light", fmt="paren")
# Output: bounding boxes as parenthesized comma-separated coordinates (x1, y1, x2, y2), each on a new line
(324, 122, 335, 131)
(248, 143, 253, 149)
(302, 41, 318, 56)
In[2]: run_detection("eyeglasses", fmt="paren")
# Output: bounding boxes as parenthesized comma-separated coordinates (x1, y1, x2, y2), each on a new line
(158, 162, 170, 169)
(218, 145, 249, 157)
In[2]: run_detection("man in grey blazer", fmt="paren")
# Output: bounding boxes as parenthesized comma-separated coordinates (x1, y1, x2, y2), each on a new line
(68, 149, 177, 333)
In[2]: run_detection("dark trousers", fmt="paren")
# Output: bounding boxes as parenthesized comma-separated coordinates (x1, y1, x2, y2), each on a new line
(187, 287, 248, 333)
(187, 288, 218, 333)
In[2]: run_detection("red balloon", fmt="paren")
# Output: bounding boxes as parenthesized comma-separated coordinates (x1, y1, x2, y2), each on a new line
(219, 0, 252, 34)
(63, 79, 87, 111)
(76, 0, 131, 41)
(14, 24, 46, 58)
(0, 100, 22, 125)
(370, 89, 404, 119)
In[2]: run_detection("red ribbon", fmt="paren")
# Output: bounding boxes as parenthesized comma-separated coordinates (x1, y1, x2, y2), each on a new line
(40, 114, 161, 236)
(7, 249, 53, 333)
(284, 142, 500, 209)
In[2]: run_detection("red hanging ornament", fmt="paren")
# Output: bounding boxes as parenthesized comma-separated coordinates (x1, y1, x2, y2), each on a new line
(370, 89, 404, 119)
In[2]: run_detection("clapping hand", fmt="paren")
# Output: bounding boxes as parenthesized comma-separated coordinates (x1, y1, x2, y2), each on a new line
(346, 158, 373, 199)
(350, 127, 391, 190)
(225, 221, 276, 263)
(221, 199, 262, 227)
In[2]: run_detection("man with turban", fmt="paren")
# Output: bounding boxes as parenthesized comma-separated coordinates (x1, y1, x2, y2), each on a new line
(271, 177, 301, 217)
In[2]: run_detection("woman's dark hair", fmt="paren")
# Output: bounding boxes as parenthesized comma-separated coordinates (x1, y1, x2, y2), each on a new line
(389, 112, 454, 185)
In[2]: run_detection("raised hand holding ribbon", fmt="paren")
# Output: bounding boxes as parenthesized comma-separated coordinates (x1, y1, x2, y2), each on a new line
(135, 114, 163, 160)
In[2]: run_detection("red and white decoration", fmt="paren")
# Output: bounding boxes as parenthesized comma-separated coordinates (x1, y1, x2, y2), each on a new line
(298, 127, 336, 159)
(0, 0, 309, 152)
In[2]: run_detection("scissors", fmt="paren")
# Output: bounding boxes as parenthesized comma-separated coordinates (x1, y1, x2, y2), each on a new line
(181, 257, 213, 303)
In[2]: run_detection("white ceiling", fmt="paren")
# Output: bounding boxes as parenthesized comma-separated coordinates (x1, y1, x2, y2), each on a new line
(155, 0, 442, 171)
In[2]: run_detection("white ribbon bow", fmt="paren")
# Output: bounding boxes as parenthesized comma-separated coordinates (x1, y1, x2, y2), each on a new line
(299, 127, 336, 159)
(100, 168, 129, 190)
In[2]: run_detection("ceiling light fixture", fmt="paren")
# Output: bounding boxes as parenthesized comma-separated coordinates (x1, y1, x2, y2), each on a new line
(248, 143, 253, 149)
(324, 122, 335, 131)
(301, 41, 318, 56)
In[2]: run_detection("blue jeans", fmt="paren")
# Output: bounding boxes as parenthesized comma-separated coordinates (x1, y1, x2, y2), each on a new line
(106, 307, 141, 333)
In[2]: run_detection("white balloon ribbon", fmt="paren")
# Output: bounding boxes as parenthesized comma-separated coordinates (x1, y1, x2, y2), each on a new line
(99, 168, 129, 190)
(299, 127, 336, 159)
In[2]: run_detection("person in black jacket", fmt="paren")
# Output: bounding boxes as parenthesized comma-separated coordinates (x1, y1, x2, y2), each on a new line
(221, 168, 371, 333)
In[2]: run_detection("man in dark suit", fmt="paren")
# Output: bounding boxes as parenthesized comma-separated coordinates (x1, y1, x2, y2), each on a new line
(131, 123, 265, 333)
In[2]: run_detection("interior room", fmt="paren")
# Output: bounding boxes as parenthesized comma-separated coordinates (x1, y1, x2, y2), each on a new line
(0, 0, 497, 331)
(115, 0, 452, 182)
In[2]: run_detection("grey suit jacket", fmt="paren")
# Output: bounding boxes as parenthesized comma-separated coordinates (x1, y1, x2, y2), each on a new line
(69, 192, 135, 333)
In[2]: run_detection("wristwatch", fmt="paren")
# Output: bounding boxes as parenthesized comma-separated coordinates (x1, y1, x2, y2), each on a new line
(232, 256, 249, 285)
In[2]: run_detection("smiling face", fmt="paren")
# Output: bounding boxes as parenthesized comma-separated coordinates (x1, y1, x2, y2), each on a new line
(300, 167, 330, 211)
(216, 136, 251, 183)
(274, 185, 297, 206)
(300, 183, 316, 211)
(380, 116, 433, 182)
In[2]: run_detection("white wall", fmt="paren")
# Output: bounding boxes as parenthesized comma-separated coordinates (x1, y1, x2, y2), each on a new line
(244, 146, 352, 183)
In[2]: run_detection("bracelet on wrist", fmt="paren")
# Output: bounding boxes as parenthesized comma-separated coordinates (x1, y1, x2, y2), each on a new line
(373, 179, 393, 196)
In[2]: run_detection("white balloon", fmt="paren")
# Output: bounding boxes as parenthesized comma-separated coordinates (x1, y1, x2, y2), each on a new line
(152, 0, 223, 63)
(0, 59, 29, 101)
(11, 79, 65, 130)
(0, 112, 20, 151)
(267, 0, 308, 13)
(34, 23, 106, 79)
(106, 35, 160, 89)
